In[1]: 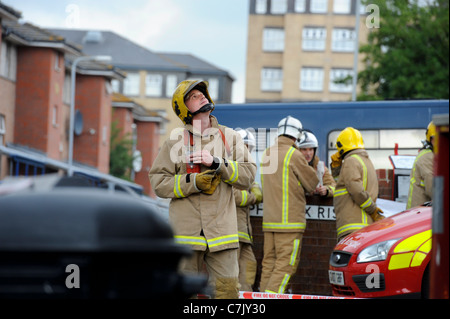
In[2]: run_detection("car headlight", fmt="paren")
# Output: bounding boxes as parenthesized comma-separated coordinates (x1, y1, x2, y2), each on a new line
(357, 239, 400, 263)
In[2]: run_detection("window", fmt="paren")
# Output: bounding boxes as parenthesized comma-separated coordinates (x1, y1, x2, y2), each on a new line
(123, 72, 140, 96)
(145, 73, 163, 97)
(111, 79, 120, 93)
(166, 75, 178, 97)
(329, 68, 353, 93)
(0, 114, 5, 146)
(295, 0, 306, 12)
(300, 67, 324, 91)
(261, 68, 283, 92)
(333, 0, 351, 14)
(332, 28, 355, 52)
(255, 0, 267, 14)
(263, 28, 285, 52)
(271, 0, 287, 14)
(0, 41, 17, 81)
(208, 78, 219, 101)
(63, 74, 71, 105)
(302, 27, 326, 51)
(328, 129, 426, 169)
(310, 0, 328, 13)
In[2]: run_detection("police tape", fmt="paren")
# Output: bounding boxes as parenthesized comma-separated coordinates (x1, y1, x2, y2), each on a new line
(239, 291, 362, 299)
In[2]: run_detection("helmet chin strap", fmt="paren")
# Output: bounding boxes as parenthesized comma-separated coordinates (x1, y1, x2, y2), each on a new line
(190, 103, 214, 116)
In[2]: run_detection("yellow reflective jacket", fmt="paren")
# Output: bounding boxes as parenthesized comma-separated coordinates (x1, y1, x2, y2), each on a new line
(261, 136, 319, 233)
(406, 148, 434, 209)
(149, 116, 256, 252)
(333, 149, 379, 239)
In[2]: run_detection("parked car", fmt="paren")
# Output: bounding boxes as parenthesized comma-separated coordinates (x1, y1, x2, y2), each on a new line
(329, 205, 432, 298)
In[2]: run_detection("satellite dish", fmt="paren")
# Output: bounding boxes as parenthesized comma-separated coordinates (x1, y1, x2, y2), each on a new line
(132, 150, 142, 172)
(74, 110, 83, 136)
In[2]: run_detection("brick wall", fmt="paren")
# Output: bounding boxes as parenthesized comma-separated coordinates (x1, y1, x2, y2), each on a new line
(376, 168, 394, 200)
(135, 120, 159, 197)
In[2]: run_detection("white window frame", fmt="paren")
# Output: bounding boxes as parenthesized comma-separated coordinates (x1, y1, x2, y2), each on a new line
(123, 72, 140, 96)
(263, 28, 285, 52)
(295, 0, 306, 12)
(302, 27, 327, 51)
(329, 68, 353, 93)
(165, 75, 178, 97)
(207, 78, 219, 101)
(333, 0, 351, 14)
(255, 0, 267, 14)
(261, 68, 283, 92)
(271, 0, 288, 14)
(0, 114, 5, 146)
(300, 67, 324, 92)
(0, 41, 17, 81)
(145, 73, 163, 97)
(310, 0, 328, 13)
(331, 28, 355, 52)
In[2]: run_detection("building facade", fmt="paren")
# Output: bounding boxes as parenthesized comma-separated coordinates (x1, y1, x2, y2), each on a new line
(245, 0, 371, 102)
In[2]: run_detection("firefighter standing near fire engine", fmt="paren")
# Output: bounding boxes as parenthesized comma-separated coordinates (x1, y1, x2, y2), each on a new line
(406, 121, 435, 209)
(149, 80, 256, 299)
(259, 116, 319, 294)
(296, 131, 335, 197)
(331, 127, 384, 242)
(233, 129, 262, 292)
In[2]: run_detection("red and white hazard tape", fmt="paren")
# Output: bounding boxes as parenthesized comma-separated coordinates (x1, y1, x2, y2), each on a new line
(239, 291, 362, 299)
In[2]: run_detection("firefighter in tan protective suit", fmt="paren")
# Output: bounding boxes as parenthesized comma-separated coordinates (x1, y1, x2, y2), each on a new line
(233, 129, 262, 292)
(331, 127, 384, 242)
(259, 116, 319, 294)
(149, 80, 256, 299)
(406, 121, 435, 209)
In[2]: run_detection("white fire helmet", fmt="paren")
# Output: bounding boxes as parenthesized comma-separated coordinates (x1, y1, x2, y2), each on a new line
(277, 116, 304, 141)
(237, 128, 256, 152)
(297, 131, 318, 149)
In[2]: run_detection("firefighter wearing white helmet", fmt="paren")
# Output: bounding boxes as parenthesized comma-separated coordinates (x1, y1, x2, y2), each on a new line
(233, 129, 262, 291)
(406, 121, 435, 209)
(331, 127, 384, 242)
(296, 131, 335, 197)
(149, 80, 257, 298)
(259, 116, 319, 294)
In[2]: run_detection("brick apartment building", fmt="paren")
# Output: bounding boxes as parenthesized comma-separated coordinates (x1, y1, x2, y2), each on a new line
(0, 2, 160, 196)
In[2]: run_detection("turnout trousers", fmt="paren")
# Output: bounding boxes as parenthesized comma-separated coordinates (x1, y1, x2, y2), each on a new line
(179, 248, 239, 299)
(238, 242, 257, 291)
(259, 232, 303, 294)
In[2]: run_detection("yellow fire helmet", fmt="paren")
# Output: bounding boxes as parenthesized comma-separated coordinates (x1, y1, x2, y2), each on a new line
(336, 127, 365, 156)
(426, 121, 436, 143)
(172, 80, 214, 125)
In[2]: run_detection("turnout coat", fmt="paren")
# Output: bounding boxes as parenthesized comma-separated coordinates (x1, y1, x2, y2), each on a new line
(406, 148, 434, 209)
(333, 149, 379, 239)
(149, 115, 256, 252)
(261, 136, 319, 233)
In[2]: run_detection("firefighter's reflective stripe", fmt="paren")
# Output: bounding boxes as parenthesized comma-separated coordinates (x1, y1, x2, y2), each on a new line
(174, 175, 185, 198)
(360, 197, 373, 210)
(263, 222, 306, 231)
(334, 188, 348, 197)
(337, 223, 368, 238)
(279, 274, 291, 293)
(175, 235, 207, 247)
(282, 147, 296, 223)
(388, 230, 432, 270)
(224, 160, 239, 184)
(207, 234, 239, 248)
(289, 239, 300, 266)
(239, 190, 248, 206)
(238, 231, 252, 241)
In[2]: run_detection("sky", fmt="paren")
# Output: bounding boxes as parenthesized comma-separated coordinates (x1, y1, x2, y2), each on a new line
(4, 0, 250, 103)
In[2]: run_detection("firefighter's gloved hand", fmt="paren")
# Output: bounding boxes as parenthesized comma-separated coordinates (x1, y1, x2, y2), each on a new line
(195, 170, 216, 192)
(330, 151, 342, 168)
(251, 182, 263, 204)
(370, 207, 385, 222)
(203, 173, 221, 195)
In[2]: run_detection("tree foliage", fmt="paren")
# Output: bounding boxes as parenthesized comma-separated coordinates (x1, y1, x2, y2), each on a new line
(109, 120, 134, 181)
(358, 0, 449, 100)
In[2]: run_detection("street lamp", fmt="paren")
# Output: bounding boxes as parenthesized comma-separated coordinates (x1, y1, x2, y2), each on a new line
(68, 55, 112, 176)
